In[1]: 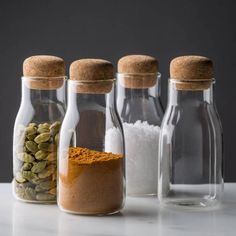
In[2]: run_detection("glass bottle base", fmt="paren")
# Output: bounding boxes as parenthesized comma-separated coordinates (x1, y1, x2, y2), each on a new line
(127, 192, 157, 197)
(13, 192, 56, 204)
(159, 198, 221, 210)
(58, 205, 123, 216)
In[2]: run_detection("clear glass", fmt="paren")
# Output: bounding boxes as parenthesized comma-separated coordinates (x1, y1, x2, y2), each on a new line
(158, 79, 223, 208)
(58, 80, 125, 215)
(116, 73, 164, 196)
(13, 76, 66, 203)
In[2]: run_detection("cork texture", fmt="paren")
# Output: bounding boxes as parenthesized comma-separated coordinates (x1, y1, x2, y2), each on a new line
(69, 59, 114, 94)
(170, 55, 213, 90)
(117, 55, 158, 89)
(118, 74, 157, 89)
(23, 55, 65, 90)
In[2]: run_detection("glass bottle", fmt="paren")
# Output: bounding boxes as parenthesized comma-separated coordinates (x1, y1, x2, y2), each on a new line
(13, 55, 66, 203)
(116, 55, 164, 196)
(58, 59, 125, 215)
(158, 56, 223, 208)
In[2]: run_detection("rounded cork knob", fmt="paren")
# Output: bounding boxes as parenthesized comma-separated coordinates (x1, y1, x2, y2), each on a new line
(170, 55, 214, 90)
(118, 55, 158, 74)
(23, 55, 65, 90)
(69, 59, 114, 94)
(117, 55, 159, 89)
(23, 55, 65, 77)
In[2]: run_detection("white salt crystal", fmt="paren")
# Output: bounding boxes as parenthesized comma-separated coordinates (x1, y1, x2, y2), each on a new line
(105, 120, 160, 196)
(105, 127, 124, 155)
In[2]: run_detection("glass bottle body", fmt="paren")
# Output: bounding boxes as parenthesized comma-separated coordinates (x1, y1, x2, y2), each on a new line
(158, 80, 223, 208)
(13, 76, 66, 203)
(116, 73, 164, 196)
(58, 80, 125, 215)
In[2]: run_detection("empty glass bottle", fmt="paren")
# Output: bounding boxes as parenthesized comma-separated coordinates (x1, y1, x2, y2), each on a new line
(116, 55, 164, 196)
(13, 55, 66, 203)
(158, 56, 223, 208)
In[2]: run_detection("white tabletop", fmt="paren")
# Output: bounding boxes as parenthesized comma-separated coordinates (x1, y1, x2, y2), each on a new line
(0, 183, 236, 236)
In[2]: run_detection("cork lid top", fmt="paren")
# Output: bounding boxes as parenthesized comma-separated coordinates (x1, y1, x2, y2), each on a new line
(22, 55, 65, 90)
(23, 55, 65, 77)
(117, 55, 159, 89)
(69, 59, 114, 93)
(70, 59, 114, 81)
(170, 55, 213, 81)
(170, 55, 214, 90)
(118, 55, 158, 74)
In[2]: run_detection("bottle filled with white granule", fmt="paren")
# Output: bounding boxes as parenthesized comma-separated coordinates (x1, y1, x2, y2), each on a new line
(115, 54, 164, 196)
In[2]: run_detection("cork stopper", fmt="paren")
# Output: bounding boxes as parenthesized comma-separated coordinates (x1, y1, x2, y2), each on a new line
(23, 55, 65, 90)
(170, 55, 214, 90)
(117, 55, 159, 89)
(69, 59, 114, 94)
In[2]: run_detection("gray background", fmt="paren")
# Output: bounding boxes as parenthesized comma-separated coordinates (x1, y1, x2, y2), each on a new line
(0, 0, 235, 182)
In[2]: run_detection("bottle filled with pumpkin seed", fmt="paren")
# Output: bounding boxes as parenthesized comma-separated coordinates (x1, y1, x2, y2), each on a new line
(13, 55, 66, 203)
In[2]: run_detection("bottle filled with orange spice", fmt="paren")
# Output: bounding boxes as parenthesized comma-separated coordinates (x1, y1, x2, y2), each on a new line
(58, 59, 125, 215)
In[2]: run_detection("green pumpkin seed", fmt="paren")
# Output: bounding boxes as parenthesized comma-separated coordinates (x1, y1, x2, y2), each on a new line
(39, 180, 56, 190)
(25, 141, 38, 154)
(35, 150, 48, 160)
(31, 161, 47, 173)
(26, 134, 37, 141)
(25, 126, 37, 135)
(36, 193, 55, 201)
(34, 132, 51, 144)
(42, 123, 50, 128)
(15, 172, 26, 183)
(22, 171, 38, 182)
(24, 187, 36, 200)
(21, 162, 33, 171)
(38, 171, 51, 179)
(29, 123, 37, 127)
(31, 177, 45, 185)
(38, 142, 49, 151)
(50, 121, 61, 136)
(35, 185, 44, 192)
(37, 123, 50, 133)
(17, 153, 35, 163)
(38, 165, 56, 179)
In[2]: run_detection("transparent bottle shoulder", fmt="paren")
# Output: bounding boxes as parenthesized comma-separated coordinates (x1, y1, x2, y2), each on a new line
(59, 102, 124, 155)
(161, 102, 222, 132)
(117, 96, 163, 125)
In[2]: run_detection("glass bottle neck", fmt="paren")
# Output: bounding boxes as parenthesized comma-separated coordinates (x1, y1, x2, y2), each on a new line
(116, 73, 161, 98)
(116, 73, 163, 125)
(67, 81, 115, 110)
(167, 80, 214, 106)
(21, 77, 65, 105)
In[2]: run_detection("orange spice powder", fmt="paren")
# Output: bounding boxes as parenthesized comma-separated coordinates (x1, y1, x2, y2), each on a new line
(59, 147, 124, 215)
